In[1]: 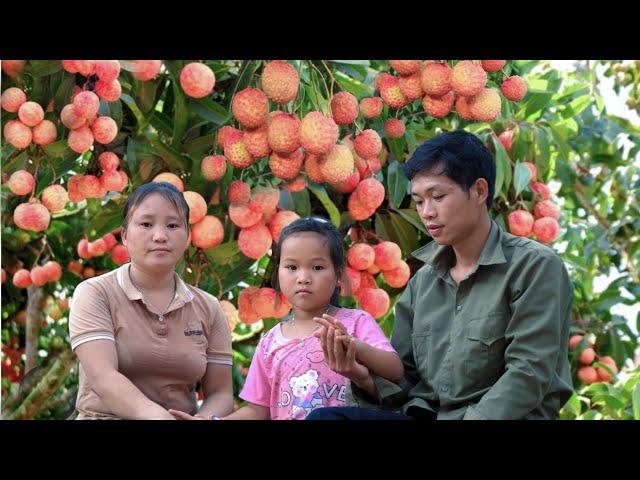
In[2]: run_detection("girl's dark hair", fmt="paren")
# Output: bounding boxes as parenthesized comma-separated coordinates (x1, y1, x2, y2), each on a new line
(122, 181, 190, 230)
(271, 217, 346, 306)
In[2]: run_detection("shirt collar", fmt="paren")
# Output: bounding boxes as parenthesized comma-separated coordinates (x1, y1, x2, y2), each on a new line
(411, 219, 507, 271)
(116, 263, 195, 304)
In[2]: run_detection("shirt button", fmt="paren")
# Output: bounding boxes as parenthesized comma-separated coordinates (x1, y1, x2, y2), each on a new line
(440, 386, 449, 393)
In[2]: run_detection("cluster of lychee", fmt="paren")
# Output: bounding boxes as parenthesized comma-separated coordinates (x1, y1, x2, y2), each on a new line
(9, 260, 62, 289)
(76, 232, 129, 267)
(570, 334, 619, 385)
(380, 60, 528, 124)
(506, 158, 560, 244)
(62, 60, 123, 102)
(2, 86, 57, 149)
(236, 286, 292, 325)
(343, 240, 409, 319)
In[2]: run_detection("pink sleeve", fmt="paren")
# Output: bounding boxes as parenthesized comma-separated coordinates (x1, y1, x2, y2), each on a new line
(352, 310, 397, 353)
(238, 336, 271, 407)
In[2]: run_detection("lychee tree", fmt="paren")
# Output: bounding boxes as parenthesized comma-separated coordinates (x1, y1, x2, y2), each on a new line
(1, 59, 638, 419)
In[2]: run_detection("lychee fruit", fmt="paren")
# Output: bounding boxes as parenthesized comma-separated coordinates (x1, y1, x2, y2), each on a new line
(388, 60, 421, 76)
(531, 182, 552, 201)
(267, 113, 300, 154)
(304, 153, 326, 184)
(269, 148, 304, 180)
(95, 78, 122, 102)
(596, 356, 618, 382)
(422, 91, 455, 118)
(18, 101, 45, 127)
(261, 60, 299, 104)
(12, 269, 32, 289)
(110, 244, 130, 265)
(43, 261, 62, 282)
(398, 72, 424, 102)
(130, 60, 162, 81)
(299, 111, 339, 154)
(355, 178, 385, 210)
(13, 202, 50, 232)
(468, 88, 502, 122)
(373, 241, 402, 270)
(4, 120, 32, 149)
(244, 126, 270, 159)
(99, 152, 120, 172)
(499, 130, 514, 151)
(420, 62, 452, 97)
(533, 217, 559, 244)
(201, 155, 227, 181)
(183, 191, 207, 224)
(153, 172, 184, 192)
(481, 60, 506, 72)
(228, 181, 251, 204)
(454, 95, 475, 121)
(578, 366, 599, 384)
(359, 97, 383, 120)
(382, 260, 410, 288)
(1, 87, 27, 113)
(224, 134, 255, 169)
(238, 223, 272, 260)
(191, 215, 224, 249)
(91, 116, 118, 144)
(534, 200, 560, 220)
(580, 347, 596, 365)
(32, 120, 57, 146)
(268, 210, 300, 242)
(451, 61, 487, 97)
(60, 104, 86, 130)
(508, 210, 534, 236)
(318, 144, 354, 184)
(354, 129, 382, 159)
(229, 200, 263, 228)
(359, 288, 390, 319)
(347, 243, 375, 270)
(68, 126, 94, 153)
(73, 91, 100, 119)
(231, 87, 268, 129)
(8, 170, 35, 196)
(384, 119, 405, 139)
(95, 60, 121, 82)
(501, 75, 528, 102)
(380, 77, 408, 109)
(331, 91, 359, 125)
(180, 62, 216, 99)
(41, 185, 69, 212)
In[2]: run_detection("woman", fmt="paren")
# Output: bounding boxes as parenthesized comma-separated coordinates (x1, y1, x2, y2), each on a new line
(69, 182, 233, 419)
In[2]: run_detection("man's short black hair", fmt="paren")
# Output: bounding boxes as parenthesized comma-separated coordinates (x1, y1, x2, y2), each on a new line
(403, 130, 496, 209)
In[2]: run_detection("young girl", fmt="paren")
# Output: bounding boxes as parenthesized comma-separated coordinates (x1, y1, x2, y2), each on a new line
(192, 217, 403, 420)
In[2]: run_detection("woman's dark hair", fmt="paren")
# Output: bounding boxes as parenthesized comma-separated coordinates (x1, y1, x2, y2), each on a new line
(271, 217, 346, 306)
(122, 181, 190, 230)
(403, 130, 496, 209)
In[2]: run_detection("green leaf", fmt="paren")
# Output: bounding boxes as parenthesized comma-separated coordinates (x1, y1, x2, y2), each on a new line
(53, 74, 76, 113)
(29, 60, 62, 78)
(120, 94, 146, 128)
(396, 208, 427, 234)
(204, 241, 241, 265)
(334, 70, 374, 98)
(142, 132, 191, 172)
(307, 183, 341, 228)
(513, 162, 532, 196)
(389, 212, 419, 254)
(220, 257, 259, 295)
(290, 188, 311, 218)
(561, 94, 592, 119)
(42, 140, 73, 159)
(86, 201, 125, 240)
(190, 97, 229, 125)
(490, 135, 511, 196)
(387, 160, 408, 208)
(632, 385, 640, 420)
(563, 392, 582, 416)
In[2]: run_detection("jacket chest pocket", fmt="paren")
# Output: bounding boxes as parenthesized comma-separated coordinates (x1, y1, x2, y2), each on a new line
(411, 324, 431, 380)
(464, 313, 507, 388)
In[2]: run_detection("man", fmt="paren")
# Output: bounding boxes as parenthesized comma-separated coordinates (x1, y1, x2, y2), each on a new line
(308, 130, 573, 420)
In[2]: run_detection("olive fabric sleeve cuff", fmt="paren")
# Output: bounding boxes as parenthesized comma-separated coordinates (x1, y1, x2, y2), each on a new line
(346, 375, 406, 409)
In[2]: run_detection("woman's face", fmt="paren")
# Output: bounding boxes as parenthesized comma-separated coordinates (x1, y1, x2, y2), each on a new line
(278, 232, 339, 312)
(121, 193, 189, 273)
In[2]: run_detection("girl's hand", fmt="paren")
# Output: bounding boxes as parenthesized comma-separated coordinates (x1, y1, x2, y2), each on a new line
(168, 409, 208, 420)
(314, 321, 370, 384)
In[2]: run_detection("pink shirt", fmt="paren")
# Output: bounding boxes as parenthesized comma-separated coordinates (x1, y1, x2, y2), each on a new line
(239, 307, 396, 420)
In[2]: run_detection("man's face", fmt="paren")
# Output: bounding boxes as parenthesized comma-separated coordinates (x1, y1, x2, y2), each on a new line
(410, 167, 487, 246)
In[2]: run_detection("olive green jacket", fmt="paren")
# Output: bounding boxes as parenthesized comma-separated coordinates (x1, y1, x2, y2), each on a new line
(349, 220, 574, 420)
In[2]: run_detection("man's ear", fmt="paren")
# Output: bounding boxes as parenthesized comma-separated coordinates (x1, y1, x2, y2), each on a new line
(474, 178, 489, 206)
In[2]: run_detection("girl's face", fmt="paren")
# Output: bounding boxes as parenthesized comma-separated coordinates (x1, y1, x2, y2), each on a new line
(278, 232, 339, 312)
(121, 193, 189, 273)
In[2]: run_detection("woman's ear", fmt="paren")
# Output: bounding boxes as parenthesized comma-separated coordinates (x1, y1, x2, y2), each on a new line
(120, 226, 127, 246)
